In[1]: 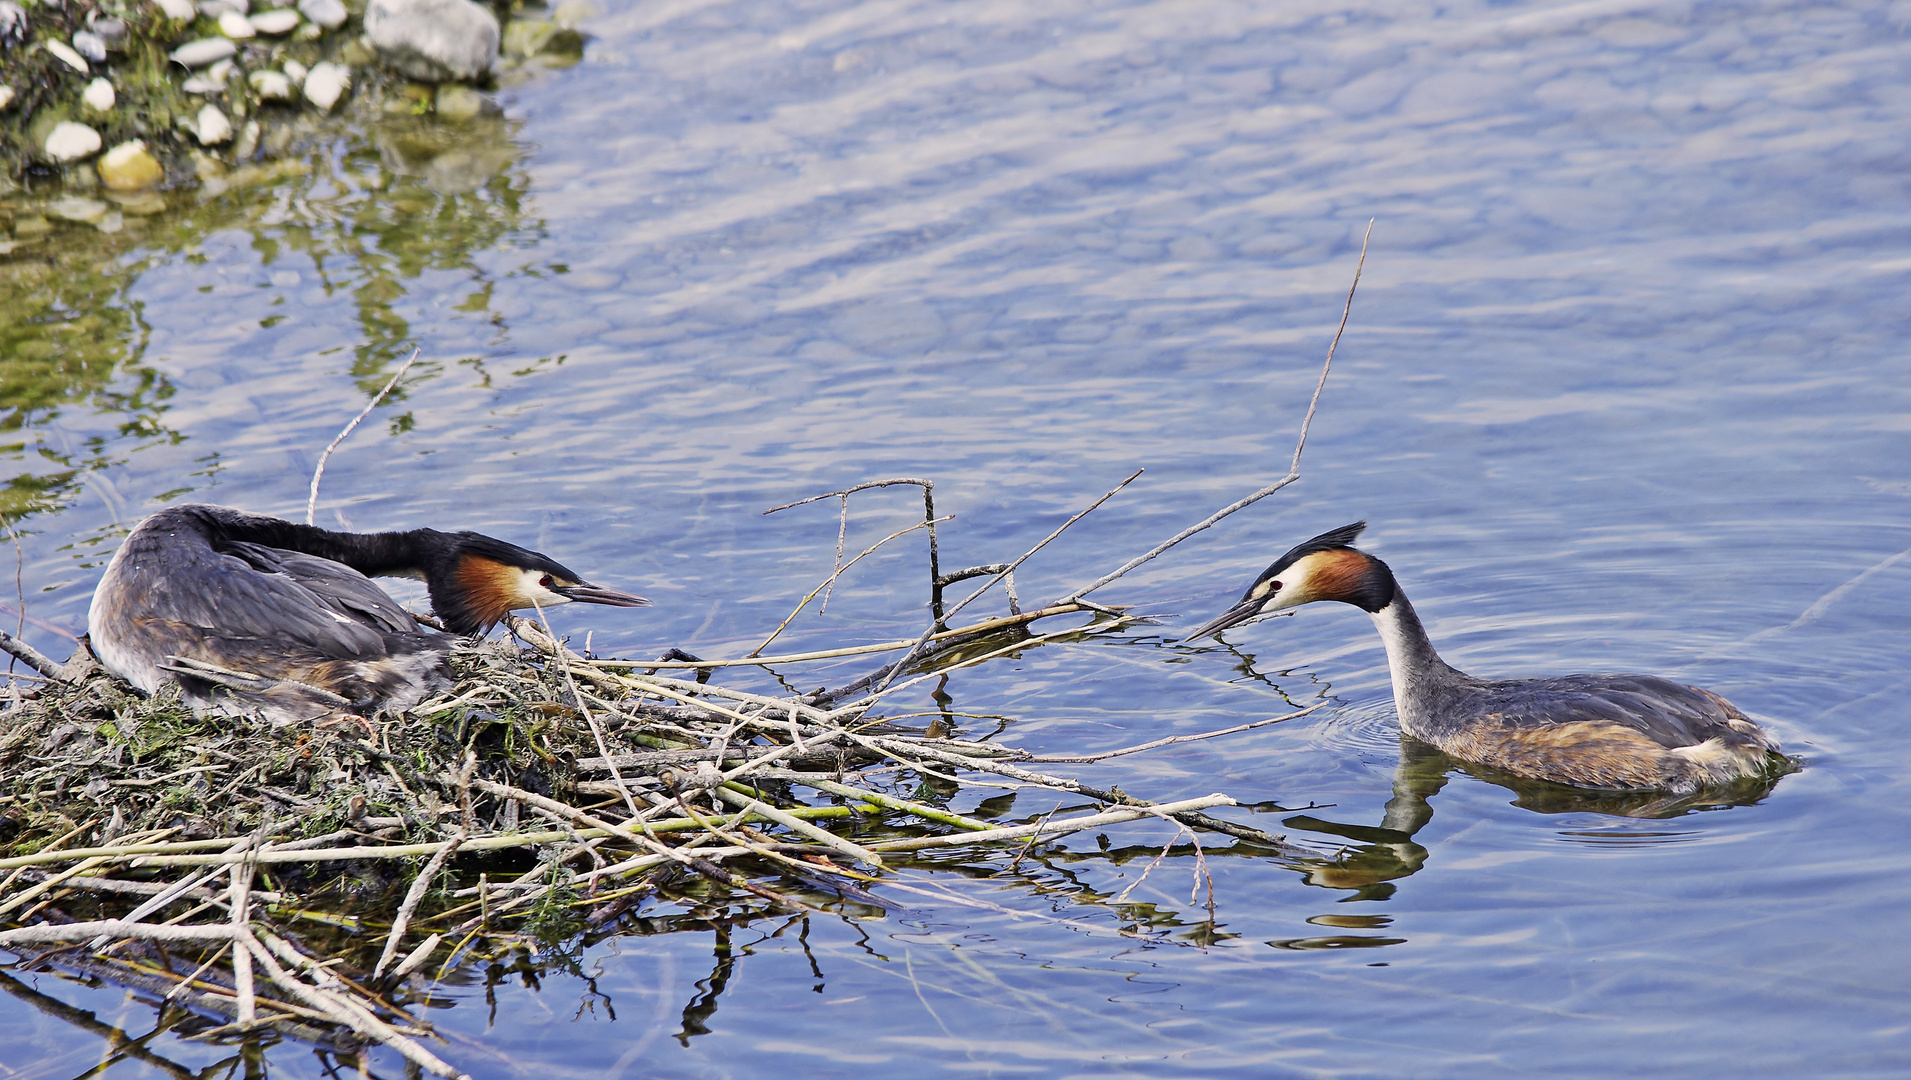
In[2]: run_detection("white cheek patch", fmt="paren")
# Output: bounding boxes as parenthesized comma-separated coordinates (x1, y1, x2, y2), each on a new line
(1264, 557, 1319, 610)
(514, 568, 575, 608)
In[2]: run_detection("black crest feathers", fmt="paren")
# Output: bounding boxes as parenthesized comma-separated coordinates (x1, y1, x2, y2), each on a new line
(1250, 520, 1368, 588)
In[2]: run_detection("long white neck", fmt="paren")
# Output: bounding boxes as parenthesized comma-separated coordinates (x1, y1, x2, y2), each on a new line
(1367, 590, 1469, 736)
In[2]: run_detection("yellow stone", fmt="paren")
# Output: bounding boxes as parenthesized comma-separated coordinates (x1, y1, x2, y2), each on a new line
(98, 140, 165, 191)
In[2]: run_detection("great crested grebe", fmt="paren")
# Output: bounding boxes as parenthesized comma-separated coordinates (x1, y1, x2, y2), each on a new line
(90, 504, 648, 723)
(1184, 522, 1783, 793)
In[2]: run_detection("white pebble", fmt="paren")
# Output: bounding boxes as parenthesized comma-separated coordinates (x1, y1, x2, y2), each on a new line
(283, 59, 308, 85)
(0, 86, 14, 111)
(195, 104, 234, 145)
(44, 121, 103, 162)
(153, 0, 197, 19)
(170, 37, 238, 67)
(82, 77, 116, 111)
(218, 11, 255, 38)
(250, 9, 299, 34)
(46, 39, 90, 73)
(47, 196, 110, 224)
(303, 61, 350, 110)
(298, 0, 347, 29)
(181, 75, 223, 94)
(71, 31, 108, 63)
(207, 59, 235, 82)
(249, 69, 294, 100)
(198, 0, 247, 15)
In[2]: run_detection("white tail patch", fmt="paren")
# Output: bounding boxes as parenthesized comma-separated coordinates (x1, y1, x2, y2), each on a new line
(1670, 737, 1765, 781)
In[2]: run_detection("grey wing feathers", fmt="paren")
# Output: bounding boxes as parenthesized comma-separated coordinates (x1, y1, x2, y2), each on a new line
(221, 542, 420, 637)
(133, 541, 416, 660)
(1476, 674, 1767, 751)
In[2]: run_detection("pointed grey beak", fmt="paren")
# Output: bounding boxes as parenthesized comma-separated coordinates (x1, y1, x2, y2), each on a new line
(1181, 599, 1265, 644)
(555, 583, 650, 608)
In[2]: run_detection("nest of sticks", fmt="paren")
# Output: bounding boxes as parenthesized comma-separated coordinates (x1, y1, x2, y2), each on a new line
(0, 582, 1319, 1076)
(0, 242, 1368, 1076)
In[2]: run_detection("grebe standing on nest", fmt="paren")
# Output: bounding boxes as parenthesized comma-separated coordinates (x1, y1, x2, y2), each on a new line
(1185, 522, 1782, 793)
(90, 504, 648, 723)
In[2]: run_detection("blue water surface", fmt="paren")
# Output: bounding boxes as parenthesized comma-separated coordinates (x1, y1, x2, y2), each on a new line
(2, 0, 1908, 1075)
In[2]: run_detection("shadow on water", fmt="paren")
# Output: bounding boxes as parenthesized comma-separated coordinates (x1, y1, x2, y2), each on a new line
(0, 112, 539, 528)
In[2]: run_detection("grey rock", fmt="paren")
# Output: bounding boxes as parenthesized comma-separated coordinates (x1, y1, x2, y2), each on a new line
(297, 0, 347, 30)
(364, 0, 498, 82)
(434, 82, 497, 121)
(47, 196, 110, 223)
(89, 18, 130, 47)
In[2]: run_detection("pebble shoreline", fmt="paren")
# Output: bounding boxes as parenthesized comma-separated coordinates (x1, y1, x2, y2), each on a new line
(0, 0, 589, 249)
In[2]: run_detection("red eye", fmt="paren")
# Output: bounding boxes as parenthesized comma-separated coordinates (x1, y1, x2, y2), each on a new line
(539, 575, 554, 588)
(1270, 581, 1282, 591)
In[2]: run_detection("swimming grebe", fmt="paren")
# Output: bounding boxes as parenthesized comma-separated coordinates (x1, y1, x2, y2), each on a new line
(90, 504, 648, 723)
(1184, 522, 1782, 793)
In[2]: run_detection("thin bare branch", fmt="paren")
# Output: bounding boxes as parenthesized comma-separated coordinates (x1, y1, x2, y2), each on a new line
(306, 347, 422, 526)
(762, 477, 937, 515)
(849, 469, 1144, 713)
(1057, 220, 1372, 604)
(1021, 700, 1331, 763)
(748, 515, 952, 658)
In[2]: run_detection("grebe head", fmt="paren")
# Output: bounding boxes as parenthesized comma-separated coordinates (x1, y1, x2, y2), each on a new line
(431, 532, 649, 636)
(1182, 521, 1396, 642)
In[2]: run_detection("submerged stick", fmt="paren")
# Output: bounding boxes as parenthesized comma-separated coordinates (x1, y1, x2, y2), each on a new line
(866, 795, 1233, 852)
(229, 860, 255, 1025)
(862, 736, 1313, 856)
(244, 930, 467, 1080)
(373, 828, 465, 981)
(710, 787, 882, 867)
(1057, 220, 1372, 605)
